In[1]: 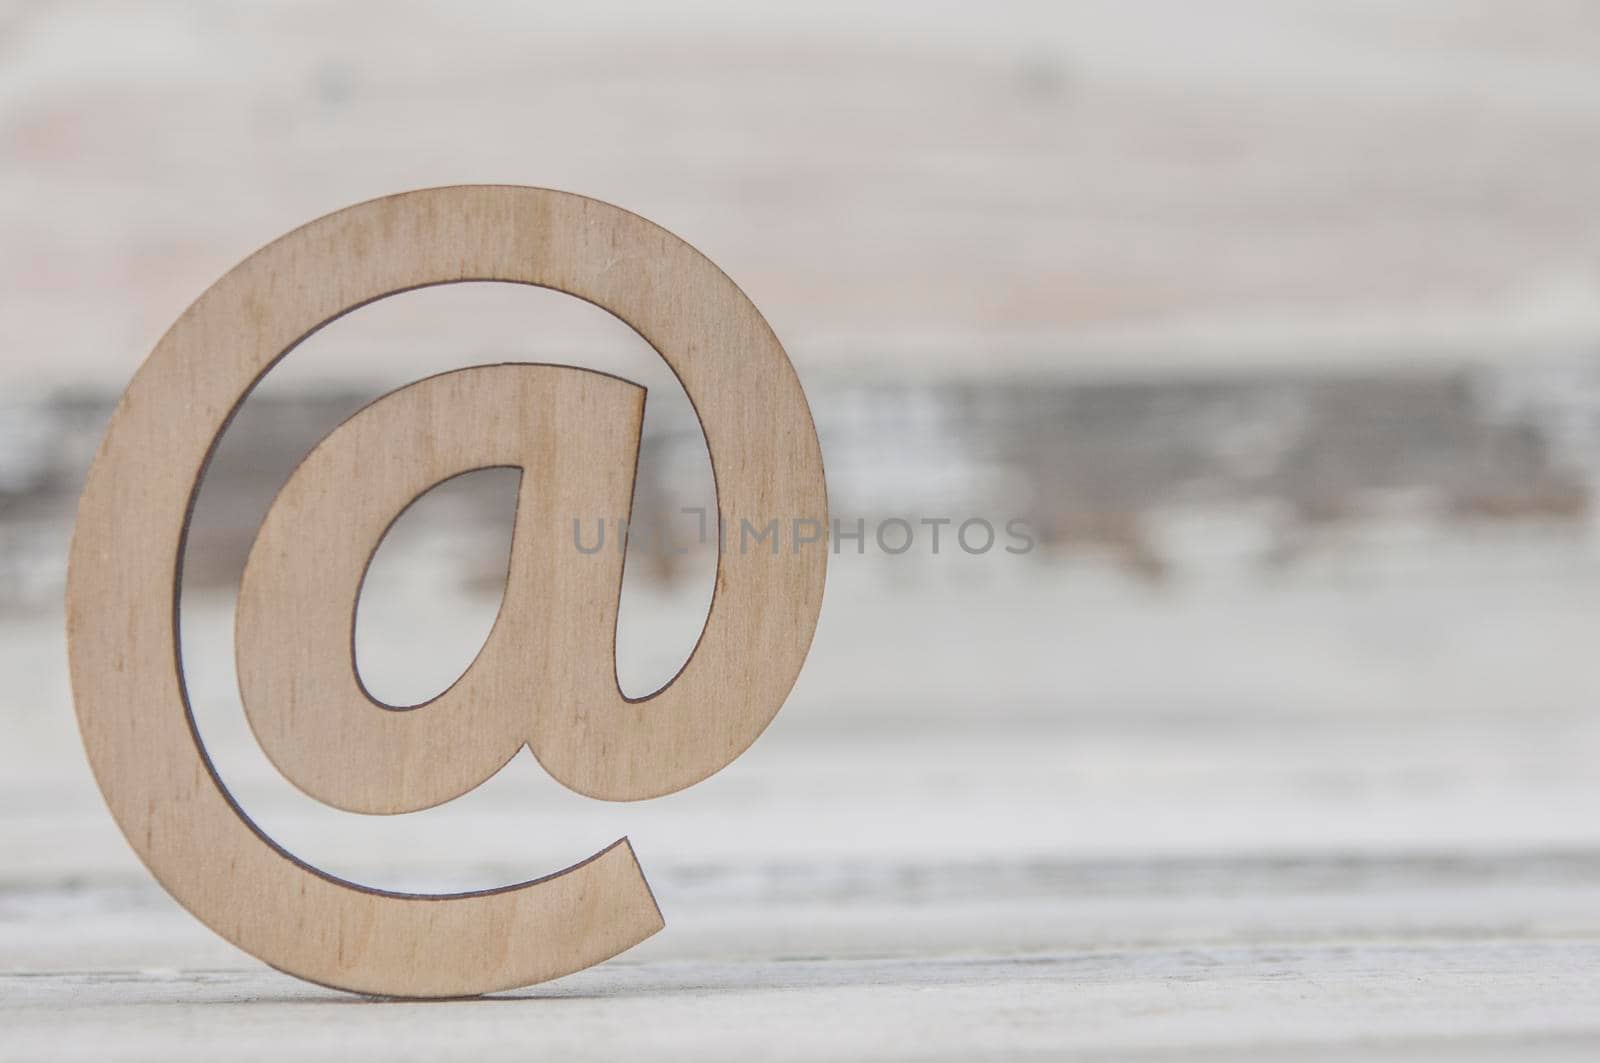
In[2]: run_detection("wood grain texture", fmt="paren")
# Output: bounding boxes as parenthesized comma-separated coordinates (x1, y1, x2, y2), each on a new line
(64, 186, 827, 997)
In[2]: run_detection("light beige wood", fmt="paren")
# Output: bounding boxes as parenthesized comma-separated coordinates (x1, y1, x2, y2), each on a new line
(65, 186, 828, 997)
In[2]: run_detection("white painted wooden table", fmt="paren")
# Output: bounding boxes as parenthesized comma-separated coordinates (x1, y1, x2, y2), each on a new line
(5, 554, 1600, 1060)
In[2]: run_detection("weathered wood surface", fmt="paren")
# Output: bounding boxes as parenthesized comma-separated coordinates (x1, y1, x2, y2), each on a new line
(6, 558, 1600, 1058)
(7, 0, 1600, 392)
